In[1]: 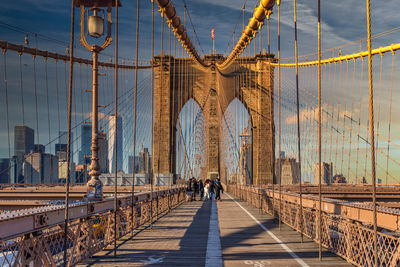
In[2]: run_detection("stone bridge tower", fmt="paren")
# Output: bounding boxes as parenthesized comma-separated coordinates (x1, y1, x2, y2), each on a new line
(153, 53, 275, 185)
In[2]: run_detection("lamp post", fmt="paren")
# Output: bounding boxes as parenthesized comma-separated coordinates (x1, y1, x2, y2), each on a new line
(76, 0, 121, 201)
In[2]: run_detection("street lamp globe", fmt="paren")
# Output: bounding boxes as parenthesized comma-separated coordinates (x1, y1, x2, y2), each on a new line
(87, 8, 104, 38)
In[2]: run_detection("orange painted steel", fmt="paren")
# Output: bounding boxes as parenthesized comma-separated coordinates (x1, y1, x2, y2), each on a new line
(156, 0, 275, 70)
(0, 187, 186, 266)
(228, 184, 400, 266)
(274, 42, 400, 67)
(0, 40, 151, 69)
(217, 0, 276, 70)
(0, 185, 174, 200)
(155, 0, 209, 68)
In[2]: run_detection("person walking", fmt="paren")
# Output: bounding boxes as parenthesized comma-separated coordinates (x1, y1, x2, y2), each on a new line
(198, 179, 204, 200)
(215, 178, 224, 201)
(209, 180, 215, 200)
(193, 178, 199, 201)
(187, 178, 192, 192)
(204, 181, 210, 200)
(186, 178, 193, 202)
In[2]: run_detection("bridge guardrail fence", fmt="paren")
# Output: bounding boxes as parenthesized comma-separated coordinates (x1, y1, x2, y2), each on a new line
(0, 186, 186, 267)
(228, 184, 400, 267)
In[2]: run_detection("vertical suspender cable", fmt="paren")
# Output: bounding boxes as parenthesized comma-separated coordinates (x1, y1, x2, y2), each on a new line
(317, 0, 322, 261)
(63, 0, 75, 265)
(168, 23, 172, 210)
(156, 10, 165, 219)
(132, 0, 140, 233)
(33, 55, 39, 148)
(177, 41, 181, 180)
(267, 14, 270, 54)
(259, 22, 262, 53)
(277, 0, 281, 232)
(365, 0, 377, 265)
(254, 31, 256, 57)
(3, 51, 11, 184)
(45, 58, 53, 183)
(293, 0, 303, 243)
(19, 54, 25, 125)
(113, 0, 119, 257)
(150, 0, 155, 227)
(386, 56, 394, 184)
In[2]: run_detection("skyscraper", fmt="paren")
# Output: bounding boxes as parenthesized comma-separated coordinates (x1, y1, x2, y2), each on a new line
(14, 126, 34, 184)
(108, 115, 123, 173)
(314, 162, 333, 185)
(138, 145, 151, 174)
(0, 158, 10, 184)
(24, 152, 59, 184)
(79, 125, 91, 164)
(14, 125, 34, 159)
(55, 144, 67, 161)
(56, 131, 73, 162)
(34, 144, 45, 154)
(128, 155, 134, 174)
(58, 159, 75, 183)
(98, 131, 108, 173)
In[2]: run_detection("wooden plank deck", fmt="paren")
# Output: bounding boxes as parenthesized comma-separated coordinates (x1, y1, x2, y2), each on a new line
(78, 193, 350, 267)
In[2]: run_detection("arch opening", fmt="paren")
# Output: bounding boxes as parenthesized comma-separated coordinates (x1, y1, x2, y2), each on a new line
(175, 98, 205, 181)
(221, 98, 253, 185)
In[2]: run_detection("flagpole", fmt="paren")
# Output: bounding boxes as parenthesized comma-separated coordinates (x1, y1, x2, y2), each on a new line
(211, 28, 215, 55)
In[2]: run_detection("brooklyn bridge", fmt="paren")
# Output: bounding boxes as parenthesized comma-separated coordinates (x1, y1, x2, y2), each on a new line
(1, 0, 400, 266)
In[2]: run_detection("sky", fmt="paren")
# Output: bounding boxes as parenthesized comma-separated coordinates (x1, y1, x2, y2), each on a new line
(1, 0, 400, 181)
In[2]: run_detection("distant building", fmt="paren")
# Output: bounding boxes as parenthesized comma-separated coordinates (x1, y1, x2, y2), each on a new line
(238, 129, 252, 185)
(55, 143, 67, 154)
(0, 158, 10, 184)
(138, 145, 151, 174)
(79, 125, 91, 164)
(58, 160, 76, 184)
(9, 156, 20, 184)
(128, 155, 134, 174)
(24, 152, 58, 184)
(98, 131, 108, 173)
(277, 158, 300, 185)
(314, 162, 333, 185)
(34, 144, 45, 154)
(128, 155, 140, 174)
(56, 131, 73, 162)
(108, 115, 123, 173)
(56, 151, 67, 161)
(14, 125, 34, 160)
(75, 164, 89, 183)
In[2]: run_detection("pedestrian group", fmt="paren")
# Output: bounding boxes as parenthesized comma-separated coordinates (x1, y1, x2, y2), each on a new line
(187, 177, 224, 201)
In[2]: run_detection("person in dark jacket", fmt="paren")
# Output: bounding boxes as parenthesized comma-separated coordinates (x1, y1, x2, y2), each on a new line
(198, 179, 204, 200)
(191, 178, 198, 201)
(209, 180, 215, 200)
(215, 178, 224, 201)
(187, 178, 193, 192)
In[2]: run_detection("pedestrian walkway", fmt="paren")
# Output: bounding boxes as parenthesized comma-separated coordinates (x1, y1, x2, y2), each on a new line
(78, 193, 350, 266)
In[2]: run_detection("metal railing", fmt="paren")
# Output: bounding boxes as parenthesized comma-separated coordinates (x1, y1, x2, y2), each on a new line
(228, 184, 400, 267)
(0, 187, 186, 266)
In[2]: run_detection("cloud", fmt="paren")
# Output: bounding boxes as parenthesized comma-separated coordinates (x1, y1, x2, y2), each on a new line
(285, 105, 355, 125)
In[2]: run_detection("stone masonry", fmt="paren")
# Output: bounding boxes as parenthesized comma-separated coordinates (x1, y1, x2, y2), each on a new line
(153, 54, 275, 185)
